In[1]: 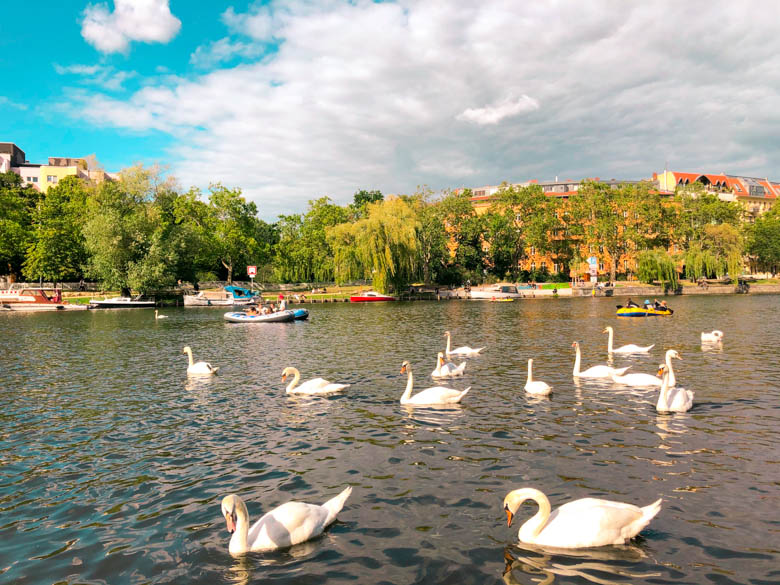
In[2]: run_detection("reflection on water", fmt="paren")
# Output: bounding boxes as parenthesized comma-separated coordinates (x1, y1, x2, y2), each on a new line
(1, 295, 779, 584)
(503, 543, 659, 585)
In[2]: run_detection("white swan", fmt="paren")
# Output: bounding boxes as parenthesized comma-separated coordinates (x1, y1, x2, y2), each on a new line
(220, 487, 352, 554)
(660, 349, 681, 387)
(182, 346, 219, 376)
(656, 365, 693, 413)
(155, 309, 168, 319)
(400, 361, 470, 405)
(282, 367, 349, 394)
(701, 330, 724, 343)
(611, 370, 662, 387)
(572, 342, 630, 378)
(525, 359, 552, 396)
(602, 326, 654, 354)
(503, 487, 662, 548)
(431, 352, 466, 378)
(444, 330, 485, 357)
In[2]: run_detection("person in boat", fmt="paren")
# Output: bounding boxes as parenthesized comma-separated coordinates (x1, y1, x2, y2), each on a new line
(660, 300, 668, 310)
(626, 298, 639, 308)
(653, 298, 661, 309)
(279, 298, 287, 311)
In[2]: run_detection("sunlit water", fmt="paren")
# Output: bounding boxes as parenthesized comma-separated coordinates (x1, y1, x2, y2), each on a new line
(1, 295, 778, 585)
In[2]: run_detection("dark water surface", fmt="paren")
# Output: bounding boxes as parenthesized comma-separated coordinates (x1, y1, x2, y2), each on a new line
(1, 295, 779, 584)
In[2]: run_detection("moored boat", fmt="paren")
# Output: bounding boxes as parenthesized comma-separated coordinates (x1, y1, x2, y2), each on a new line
(0, 285, 87, 311)
(349, 291, 397, 302)
(89, 296, 155, 309)
(470, 285, 526, 299)
(223, 310, 296, 323)
(292, 308, 309, 320)
(183, 290, 255, 307)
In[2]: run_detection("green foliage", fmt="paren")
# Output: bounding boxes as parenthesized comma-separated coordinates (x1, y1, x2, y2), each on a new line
(0, 172, 37, 276)
(23, 176, 88, 283)
(637, 248, 679, 289)
(328, 196, 419, 293)
(746, 206, 780, 274)
(350, 189, 384, 219)
(438, 189, 486, 281)
(410, 189, 448, 284)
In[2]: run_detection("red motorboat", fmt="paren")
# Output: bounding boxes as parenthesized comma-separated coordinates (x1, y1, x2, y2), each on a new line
(349, 291, 397, 302)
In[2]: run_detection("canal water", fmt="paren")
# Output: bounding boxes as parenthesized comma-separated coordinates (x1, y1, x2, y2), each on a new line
(1, 295, 778, 584)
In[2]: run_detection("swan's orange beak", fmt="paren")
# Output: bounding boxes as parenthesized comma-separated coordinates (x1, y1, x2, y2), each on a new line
(400, 364, 407, 374)
(506, 508, 514, 527)
(281, 374, 287, 382)
(225, 512, 236, 534)
(657, 367, 664, 376)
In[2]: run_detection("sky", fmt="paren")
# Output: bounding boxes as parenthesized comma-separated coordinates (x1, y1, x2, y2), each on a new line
(2, 0, 780, 220)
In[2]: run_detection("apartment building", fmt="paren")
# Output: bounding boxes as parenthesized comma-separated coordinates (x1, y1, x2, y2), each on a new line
(1, 142, 115, 192)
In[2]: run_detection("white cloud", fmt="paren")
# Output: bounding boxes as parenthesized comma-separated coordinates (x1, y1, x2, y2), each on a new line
(65, 1, 780, 219)
(0, 96, 28, 110)
(457, 96, 540, 125)
(54, 63, 135, 91)
(81, 0, 181, 54)
(189, 38, 265, 69)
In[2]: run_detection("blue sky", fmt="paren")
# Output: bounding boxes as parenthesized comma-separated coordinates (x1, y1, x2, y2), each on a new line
(3, 1, 780, 220)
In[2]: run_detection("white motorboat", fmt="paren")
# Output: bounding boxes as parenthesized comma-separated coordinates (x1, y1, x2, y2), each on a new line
(183, 291, 254, 307)
(89, 296, 155, 309)
(469, 285, 527, 299)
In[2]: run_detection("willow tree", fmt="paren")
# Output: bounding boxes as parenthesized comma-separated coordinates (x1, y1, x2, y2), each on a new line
(328, 196, 419, 293)
(637, 248, 679, 289)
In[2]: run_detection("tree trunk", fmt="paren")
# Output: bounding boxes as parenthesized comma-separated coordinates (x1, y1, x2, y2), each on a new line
(610, 255, 617, 283)
(221, 259, 233, 285)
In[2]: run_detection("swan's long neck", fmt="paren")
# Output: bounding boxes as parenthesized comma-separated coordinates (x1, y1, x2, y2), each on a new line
(665, 352, 676, 386)
(285, 369, 300, 393)
(573, 345, 581, 376)
(228, 501, 251, 555)
(445, 333, 451, 354)
(185, 348, 194, 367)
(526, 359, 534, 385)
(507, 488, 551, 542)
(606, 329, 614, 353)
(657, 369, 670, 410)
(401, 366, 414, 403)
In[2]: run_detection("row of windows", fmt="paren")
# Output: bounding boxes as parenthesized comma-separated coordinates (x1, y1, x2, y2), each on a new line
(23, 175, 59, 184)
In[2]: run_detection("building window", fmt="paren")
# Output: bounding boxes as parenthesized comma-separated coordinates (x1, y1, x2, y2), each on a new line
(531, 262, 536, 271)
(624, 260, 629, 271)
(598, 262, 605, 271)
(598, 246, 604, 254)
(47, 175, 58, 183)
(623, 210, 628, 218)
(32, 176, 38, 183)
(530, 246, 536, 256)
(541, 262, 547, 271)
(553, 263, 559, 273)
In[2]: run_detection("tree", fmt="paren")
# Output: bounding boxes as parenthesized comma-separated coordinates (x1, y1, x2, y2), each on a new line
(350, 189, 384, 219)
(22, 176, 88, 283)
(328, 196, 419, 293)
(82, 179, 160, 295)
(409, 189, 448, 284)
(207, 184, 269, 284)
(0, 172, 37, 277)
(569, 181, 662, 282)
(437, 189, 486, 282)
(274, 197, 349, 283)
(746, 206, 780, 275)
(637, 248, 679, 289)
(671, 184, 742, 247)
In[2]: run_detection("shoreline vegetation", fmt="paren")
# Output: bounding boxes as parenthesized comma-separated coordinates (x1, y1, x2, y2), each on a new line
(2, 165, 779, 296)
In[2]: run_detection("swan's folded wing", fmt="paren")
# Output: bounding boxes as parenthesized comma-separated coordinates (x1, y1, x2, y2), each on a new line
(249, 502, 330, 550)
(542, 499, 644, 547)
(409, 386, 463, 404)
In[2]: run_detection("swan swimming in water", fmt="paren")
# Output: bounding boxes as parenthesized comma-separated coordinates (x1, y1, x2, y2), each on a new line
(154, 309, 168, 319)
(503, 487, 662, 548)
(602, 326, 654, 354)
(282, 367, 350, 394)
(431, 352, 466, 378)
(400, 361, 470, 405)
(220, 487, 352, 554)
(572, 342, 630, 378)
(182, 346, 219, 376)
(656, 365, 694, 413)
(524, 359, 552, 396)
(701, 330, 724, 343)
(444, 331, 484, 357)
